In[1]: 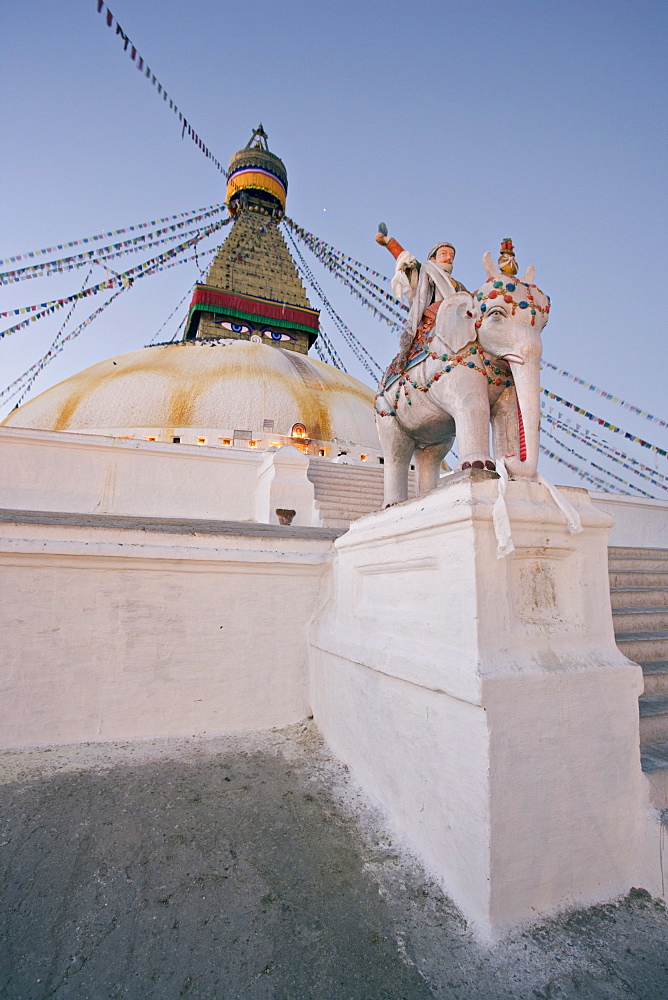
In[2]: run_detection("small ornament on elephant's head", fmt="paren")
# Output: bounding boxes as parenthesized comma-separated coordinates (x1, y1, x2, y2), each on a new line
(498, 237, 519, 277)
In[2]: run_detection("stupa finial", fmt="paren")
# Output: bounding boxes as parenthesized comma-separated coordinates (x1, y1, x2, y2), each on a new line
(247, 124, 270, 151)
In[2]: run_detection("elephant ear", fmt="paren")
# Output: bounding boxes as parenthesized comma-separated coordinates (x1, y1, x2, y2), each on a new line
(522, 264, 535, 284)
(435, 292, 476, 354)
(482, 251, 501, 278)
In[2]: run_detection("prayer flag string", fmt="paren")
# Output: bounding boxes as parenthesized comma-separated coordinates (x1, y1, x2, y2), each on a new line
(540, 425, 652, 497)
(284, 219, 395, 283)
(0, 278, 130, 337)
(540, 388, 667, 459)
(0, 204, 224, 267)
(1, 228, 225, 404)
(0, 211, 230, 285)
(290, 233, 407, 327)
(542, 412, 666, 497)
(93, 2, 224, 173)
(283, 218, 407, 328)
(544, 405, 668, 487)
(1, 240, 217, 407)
(8, 267, 96, 405)
(3, 289, 128, 409)
(316, 326, 347, 372)
(538, 442, 630, 494)
(542, 360, 667, 430)
(285, 228, 381, 379)
(145, 253, 214, 346)
(0, 217, 228, 339)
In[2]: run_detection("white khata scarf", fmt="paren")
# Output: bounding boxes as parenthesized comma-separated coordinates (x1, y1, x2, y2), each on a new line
(392, 254, 457, 364)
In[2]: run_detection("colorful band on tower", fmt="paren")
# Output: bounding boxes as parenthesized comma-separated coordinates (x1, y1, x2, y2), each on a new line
(225, 168, 287, 213)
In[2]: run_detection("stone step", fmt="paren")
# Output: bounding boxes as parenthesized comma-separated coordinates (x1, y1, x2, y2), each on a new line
(315, 494, 381, 509)
(642, 661, 668, 697)
(609, 556, 668, 572)
(315, 505, 379, 521)
(641, 743, 668, 809)
(308, 463, 385, 478)
(314, 490, 383, 510)
(609, 569, 668, 588)
(615, 631, 668, 664)
(308, 461, 416, 483)
(308, 472, 386, 486)
(313, 482, 415, 504)
(609, 546, 668, 560)
(639, 695, 668, 745)
(613, 607, 668, 631)
(313, 483, 383, 500)
(308, 459, 417, 525)
(314, 500, 384, 516)
(610, 587, 668, 609)
(315, 490, 383, 508)
(311, 482, 385, 499)
(310, 481, 415, 500)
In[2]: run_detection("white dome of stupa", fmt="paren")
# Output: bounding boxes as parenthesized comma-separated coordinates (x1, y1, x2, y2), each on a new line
(2, 339, 380, 458)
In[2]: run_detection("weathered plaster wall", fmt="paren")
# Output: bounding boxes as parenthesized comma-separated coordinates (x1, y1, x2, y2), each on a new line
(590, 492, 668, 548)
(0, 514, 333, 746)
(0, 428, 318, 526)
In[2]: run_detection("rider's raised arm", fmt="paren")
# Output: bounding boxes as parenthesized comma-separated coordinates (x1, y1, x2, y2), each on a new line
(376, 230, 419, 301)
(376, 233, 407, 260)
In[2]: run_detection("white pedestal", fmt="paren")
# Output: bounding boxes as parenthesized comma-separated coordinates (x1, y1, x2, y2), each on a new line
(310, 472, 645, 939)
(255, 444, 319, 526)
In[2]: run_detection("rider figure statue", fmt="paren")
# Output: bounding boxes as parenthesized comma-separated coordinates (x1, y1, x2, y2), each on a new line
(376, 228, 469, 374)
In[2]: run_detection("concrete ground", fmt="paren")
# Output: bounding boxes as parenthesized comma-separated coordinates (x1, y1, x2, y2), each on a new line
(1, 725, 667, 1000)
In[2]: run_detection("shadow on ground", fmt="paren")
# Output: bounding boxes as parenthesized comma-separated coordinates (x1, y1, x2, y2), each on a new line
(1, 725, 667, 999)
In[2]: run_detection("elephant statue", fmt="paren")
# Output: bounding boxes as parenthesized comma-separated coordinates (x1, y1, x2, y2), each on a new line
(375, 253, 551, 507)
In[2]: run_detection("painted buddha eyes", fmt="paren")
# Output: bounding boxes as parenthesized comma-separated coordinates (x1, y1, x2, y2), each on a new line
(217, 320, 252, 335)
(214, 319, 295, 342)
(262, 329, 295, 342)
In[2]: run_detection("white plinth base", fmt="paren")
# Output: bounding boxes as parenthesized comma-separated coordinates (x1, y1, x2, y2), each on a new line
(310, 473, 646, 939)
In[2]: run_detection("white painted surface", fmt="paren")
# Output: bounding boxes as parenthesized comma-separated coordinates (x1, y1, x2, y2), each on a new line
(590, 492, 668, 548)
(0, 428, 320, 526)
(310, 476, 646, 938)
(1, 421, 663, 933)
(255, 445, 320, 526)
(0, 517, 332, 746)
(1, 340, 381, 460)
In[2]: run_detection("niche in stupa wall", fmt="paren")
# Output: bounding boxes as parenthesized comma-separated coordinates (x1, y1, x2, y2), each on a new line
(508, 545, 584, 636)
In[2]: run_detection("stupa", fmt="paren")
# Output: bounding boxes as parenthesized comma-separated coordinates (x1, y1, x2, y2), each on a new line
(2, 128, 380, 462)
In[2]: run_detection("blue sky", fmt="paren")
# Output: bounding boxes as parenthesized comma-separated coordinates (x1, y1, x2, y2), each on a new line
(1, 0, 666, 491)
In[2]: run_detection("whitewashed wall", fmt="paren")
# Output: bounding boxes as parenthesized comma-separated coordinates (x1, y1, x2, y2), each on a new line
(0, 516, 332, 746)
(590, 492, 668, 547)
(0, 427, 318, 526)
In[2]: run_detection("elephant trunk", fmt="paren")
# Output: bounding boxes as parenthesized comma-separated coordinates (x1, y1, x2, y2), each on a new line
(503, 358, 541, 479)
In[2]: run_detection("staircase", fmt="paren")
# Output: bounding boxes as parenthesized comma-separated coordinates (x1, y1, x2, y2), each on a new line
(610, 546, 668, 806)
(307, 458, 416, 531)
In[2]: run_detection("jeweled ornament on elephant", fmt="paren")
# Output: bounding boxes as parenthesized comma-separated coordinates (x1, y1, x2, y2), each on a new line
(375, 231, 550, 508)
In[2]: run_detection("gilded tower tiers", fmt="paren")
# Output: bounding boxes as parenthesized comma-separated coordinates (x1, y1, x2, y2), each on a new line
(183, 126, 319, 355)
